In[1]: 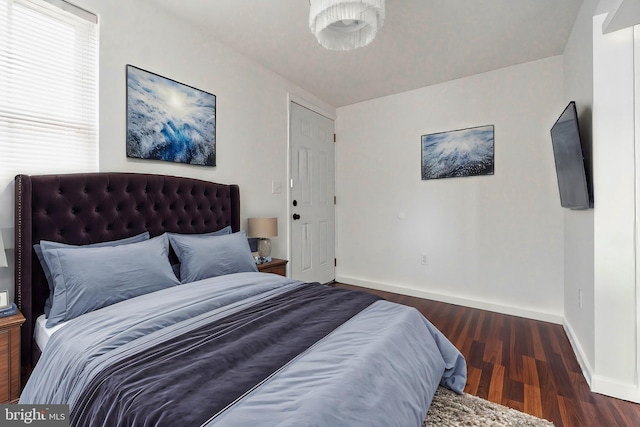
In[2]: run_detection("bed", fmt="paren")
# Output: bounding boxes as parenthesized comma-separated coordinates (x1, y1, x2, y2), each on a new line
(14, 172, 466, 426)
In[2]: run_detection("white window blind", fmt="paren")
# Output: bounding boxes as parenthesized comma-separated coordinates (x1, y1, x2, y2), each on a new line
(0, 0, 98, 185)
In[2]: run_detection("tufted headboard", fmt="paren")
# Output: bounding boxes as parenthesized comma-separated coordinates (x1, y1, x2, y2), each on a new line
(14, 172, 240, 374)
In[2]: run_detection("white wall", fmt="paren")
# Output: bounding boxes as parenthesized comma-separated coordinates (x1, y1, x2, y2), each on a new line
(591, 12, 639, 402)
(335, 57, 565, 322)
(562, 0, 640, 403)
(562, 0, 599, 384)
(0, 0, 335, 300)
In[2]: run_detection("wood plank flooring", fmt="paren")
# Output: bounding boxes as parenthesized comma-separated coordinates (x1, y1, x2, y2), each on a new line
(334, 283, 640, 427)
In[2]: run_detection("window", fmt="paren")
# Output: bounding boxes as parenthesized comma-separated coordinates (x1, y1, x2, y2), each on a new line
(0, 0, 98, 184)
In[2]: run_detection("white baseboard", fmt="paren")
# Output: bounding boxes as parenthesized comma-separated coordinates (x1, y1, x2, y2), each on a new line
(591, 376, 640, 404)
(562, 319, 593, 387)
(335, 275, 563, 324)
(562, 321, 640, 403)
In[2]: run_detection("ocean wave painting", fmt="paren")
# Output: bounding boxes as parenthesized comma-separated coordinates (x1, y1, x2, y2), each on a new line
(126, 65, 216, 166)
(421, 125, 494, 180)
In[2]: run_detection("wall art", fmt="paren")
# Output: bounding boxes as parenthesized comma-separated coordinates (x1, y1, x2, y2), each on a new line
(126, 65, 216, 166)
(421, 124, 494, 180)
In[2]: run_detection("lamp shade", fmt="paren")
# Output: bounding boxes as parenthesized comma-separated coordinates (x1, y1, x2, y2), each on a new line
(309, 0, 385, 51)
(247, 217, 278, 238)
(0, 233, 7, 268)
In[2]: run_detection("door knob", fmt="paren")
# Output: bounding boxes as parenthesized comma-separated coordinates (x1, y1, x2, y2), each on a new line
(292, 213, 301, 220)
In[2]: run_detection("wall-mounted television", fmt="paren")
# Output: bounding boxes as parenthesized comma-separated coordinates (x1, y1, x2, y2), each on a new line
(550, 101, 592, 210)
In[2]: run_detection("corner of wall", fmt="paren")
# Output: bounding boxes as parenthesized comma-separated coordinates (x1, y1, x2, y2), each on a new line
(563, 317, 594, 386)
(561, 0, 598, 390)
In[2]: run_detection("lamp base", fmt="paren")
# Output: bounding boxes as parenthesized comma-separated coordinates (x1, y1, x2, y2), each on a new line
(256, 238, 272, 264)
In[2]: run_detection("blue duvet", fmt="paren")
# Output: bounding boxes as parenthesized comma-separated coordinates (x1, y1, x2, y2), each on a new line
(20, 273, 466, 427)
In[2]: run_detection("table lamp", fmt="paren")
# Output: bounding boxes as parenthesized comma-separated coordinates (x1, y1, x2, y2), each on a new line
(247, 217, 278, 264)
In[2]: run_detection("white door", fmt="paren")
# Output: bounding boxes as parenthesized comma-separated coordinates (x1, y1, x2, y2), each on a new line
(289, 102, 335, 284)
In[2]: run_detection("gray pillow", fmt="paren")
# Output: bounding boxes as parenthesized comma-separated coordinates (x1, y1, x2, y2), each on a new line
(35, 231, 150, 316)
(166, 227, 232, 280)
(44, 233, 180, 328)
(167, 226, 232, 239)
(168, 231, 258, 284)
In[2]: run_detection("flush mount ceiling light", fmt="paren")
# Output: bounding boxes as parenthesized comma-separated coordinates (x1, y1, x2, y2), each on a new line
(309, 0, 385, 51)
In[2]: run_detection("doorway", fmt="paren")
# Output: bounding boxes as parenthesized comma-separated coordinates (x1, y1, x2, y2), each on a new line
(288, 101, 335, 284)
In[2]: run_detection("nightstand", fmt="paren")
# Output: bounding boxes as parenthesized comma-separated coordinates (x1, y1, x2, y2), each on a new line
(0, 310, 25, 404)
(257, 258, 288, 277)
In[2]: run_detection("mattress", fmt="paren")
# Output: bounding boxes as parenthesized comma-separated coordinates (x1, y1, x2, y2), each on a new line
(34, 314, 67, 351)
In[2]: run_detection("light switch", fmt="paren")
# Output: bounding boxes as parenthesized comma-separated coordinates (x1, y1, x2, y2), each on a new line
(272, 180, 282, 194)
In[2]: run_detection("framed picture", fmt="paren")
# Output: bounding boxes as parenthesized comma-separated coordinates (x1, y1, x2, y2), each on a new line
(126, 65, 216, 166)
(421, 124, 494, 180)
(0, 290, 8, 309)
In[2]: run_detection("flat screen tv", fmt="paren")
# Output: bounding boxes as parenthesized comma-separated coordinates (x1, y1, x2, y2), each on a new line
(550, 101, 592, 210)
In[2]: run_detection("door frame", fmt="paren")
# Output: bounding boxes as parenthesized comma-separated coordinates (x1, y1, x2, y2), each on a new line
(286, 94, 336, 277)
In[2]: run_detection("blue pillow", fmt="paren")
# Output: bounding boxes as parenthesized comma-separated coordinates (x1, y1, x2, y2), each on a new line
(44, 234, 180, 328)
(35, 232, 150, 316)
(167, 226, 232, 240)
(168, 231, 258, 284)
(166, 227, 232, 280)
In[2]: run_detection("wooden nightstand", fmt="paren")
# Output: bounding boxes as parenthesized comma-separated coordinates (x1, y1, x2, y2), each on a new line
(257, 258, 288, 277)
(0, 310, 25, 404)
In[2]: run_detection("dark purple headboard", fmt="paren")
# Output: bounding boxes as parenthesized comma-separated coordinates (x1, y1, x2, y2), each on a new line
(14, 172, 240, 374)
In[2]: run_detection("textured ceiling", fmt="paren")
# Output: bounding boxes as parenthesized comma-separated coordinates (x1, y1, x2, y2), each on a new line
(147, 0, 583, 107)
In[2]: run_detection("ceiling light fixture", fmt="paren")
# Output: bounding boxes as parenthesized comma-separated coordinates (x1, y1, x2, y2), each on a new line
(309, 0, 385, 51)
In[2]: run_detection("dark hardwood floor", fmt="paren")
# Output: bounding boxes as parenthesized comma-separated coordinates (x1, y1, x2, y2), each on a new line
(335, 283, 640, 427)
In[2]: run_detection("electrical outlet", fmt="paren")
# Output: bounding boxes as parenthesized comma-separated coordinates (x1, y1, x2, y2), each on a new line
(578, 289, 583, 309)
(421, 254, 428, 266)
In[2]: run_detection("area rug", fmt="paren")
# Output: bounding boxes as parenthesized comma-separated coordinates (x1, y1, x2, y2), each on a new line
(423, 387, 555, 427)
